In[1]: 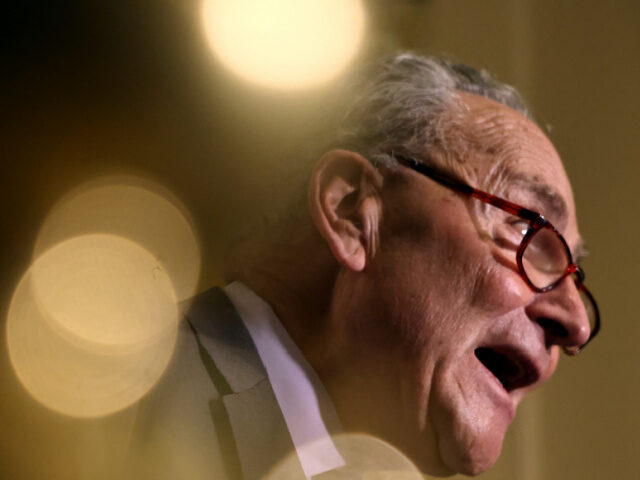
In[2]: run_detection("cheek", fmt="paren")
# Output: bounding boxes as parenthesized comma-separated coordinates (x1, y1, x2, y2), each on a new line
(470, 257, 534, 316)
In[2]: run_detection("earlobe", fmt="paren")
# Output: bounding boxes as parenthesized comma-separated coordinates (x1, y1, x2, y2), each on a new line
(308, 150, 382, 272)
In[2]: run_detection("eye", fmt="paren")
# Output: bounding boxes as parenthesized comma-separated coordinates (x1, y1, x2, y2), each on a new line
(492, 219, 530, 250)
(510, 219, 530, 237)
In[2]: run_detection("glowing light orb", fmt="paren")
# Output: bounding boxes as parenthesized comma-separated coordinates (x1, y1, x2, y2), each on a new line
(7, 234, 179, 418)
(31, 234, 178, 346)
(265, 433, 421, 479)
(201, 0, 366, 89)
(34, 177, 200, 301)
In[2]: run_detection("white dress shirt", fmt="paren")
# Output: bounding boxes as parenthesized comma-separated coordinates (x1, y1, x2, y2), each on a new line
(223, 282, 345, 479)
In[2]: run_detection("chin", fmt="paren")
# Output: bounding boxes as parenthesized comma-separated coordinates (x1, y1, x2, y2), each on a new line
(396, 441, 498, 478)
(446, 446, 502, 477)
(436, 423, 506, 476)
(427, 394, 510, 476)
(382, 419, 503, 478)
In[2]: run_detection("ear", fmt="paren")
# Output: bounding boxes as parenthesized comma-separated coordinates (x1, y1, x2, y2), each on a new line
(308, 149, 383, 272)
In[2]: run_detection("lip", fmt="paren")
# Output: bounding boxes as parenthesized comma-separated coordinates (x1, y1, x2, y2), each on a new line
(476, 344, 544, 391)
(474, 353, 517, 421)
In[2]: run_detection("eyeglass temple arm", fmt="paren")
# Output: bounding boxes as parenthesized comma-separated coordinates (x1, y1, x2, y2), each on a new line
(394, 155, 544, 224)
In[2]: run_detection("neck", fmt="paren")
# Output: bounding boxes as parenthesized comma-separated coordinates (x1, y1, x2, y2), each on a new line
(234, 229, 339, 370)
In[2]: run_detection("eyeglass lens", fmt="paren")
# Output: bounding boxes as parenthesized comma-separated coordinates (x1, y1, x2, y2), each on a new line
(521, 227, 569, 288)
(521, 227, 597, 333)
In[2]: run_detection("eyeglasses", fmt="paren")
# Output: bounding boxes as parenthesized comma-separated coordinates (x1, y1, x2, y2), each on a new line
(393, 154, 600, 355)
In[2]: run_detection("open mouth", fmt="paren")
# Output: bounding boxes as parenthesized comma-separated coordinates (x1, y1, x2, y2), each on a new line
(474, 347, 534, 392)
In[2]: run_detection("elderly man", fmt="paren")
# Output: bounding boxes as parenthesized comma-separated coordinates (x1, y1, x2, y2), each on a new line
(125, 53, 598, 479)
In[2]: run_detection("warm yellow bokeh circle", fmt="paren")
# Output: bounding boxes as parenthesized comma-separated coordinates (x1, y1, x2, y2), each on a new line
(201, 0, 366, 89)
(30, 234, 178, 347)
(7, 234, 179, 418)
(7, 175, 202, 418)
(265, 433, 422, 479)
(33, 177, 201, 302)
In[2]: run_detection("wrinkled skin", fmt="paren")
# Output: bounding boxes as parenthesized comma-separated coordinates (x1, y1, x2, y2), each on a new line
(315, 93, 591, 476)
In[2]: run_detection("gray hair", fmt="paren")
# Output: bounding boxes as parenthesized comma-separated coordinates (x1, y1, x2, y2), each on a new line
(332, 52, 531, 168)
(224, 52, 532, 279)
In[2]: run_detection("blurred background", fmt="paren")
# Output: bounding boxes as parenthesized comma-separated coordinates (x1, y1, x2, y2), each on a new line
(1, 1, 638, 478)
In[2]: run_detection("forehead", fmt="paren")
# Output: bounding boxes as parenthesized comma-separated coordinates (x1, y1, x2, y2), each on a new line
(451, 94, 575, 212)
(446, 92, 582, 253)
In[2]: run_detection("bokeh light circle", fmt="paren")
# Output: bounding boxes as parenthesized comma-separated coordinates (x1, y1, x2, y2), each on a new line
(34, 177, 200, 302)
(7, 234, 179, 418)
(265, 433, 422, 479)
(31, 234, 177, 347)
(201, 0, 366, 89)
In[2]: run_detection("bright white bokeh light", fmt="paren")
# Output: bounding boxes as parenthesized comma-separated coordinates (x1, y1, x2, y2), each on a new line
(7, 234, 179, 418)
(201, 0, 366, 89)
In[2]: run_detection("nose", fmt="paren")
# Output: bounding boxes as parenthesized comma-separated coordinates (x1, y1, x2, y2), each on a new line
(525, 275, 591, 351)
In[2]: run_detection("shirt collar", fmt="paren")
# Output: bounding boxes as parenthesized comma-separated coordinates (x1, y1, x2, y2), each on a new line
(224, 281, 345, 479)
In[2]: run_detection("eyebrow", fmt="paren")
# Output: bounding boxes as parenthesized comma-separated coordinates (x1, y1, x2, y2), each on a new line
(503, 171, 569, 225)
(502, 170, 588, 261)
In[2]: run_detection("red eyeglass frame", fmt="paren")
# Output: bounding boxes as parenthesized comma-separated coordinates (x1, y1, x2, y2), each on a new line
(393, 154, 600, 353)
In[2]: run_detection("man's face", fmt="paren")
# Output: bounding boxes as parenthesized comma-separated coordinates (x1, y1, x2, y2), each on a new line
(324, 93, 590, 475)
